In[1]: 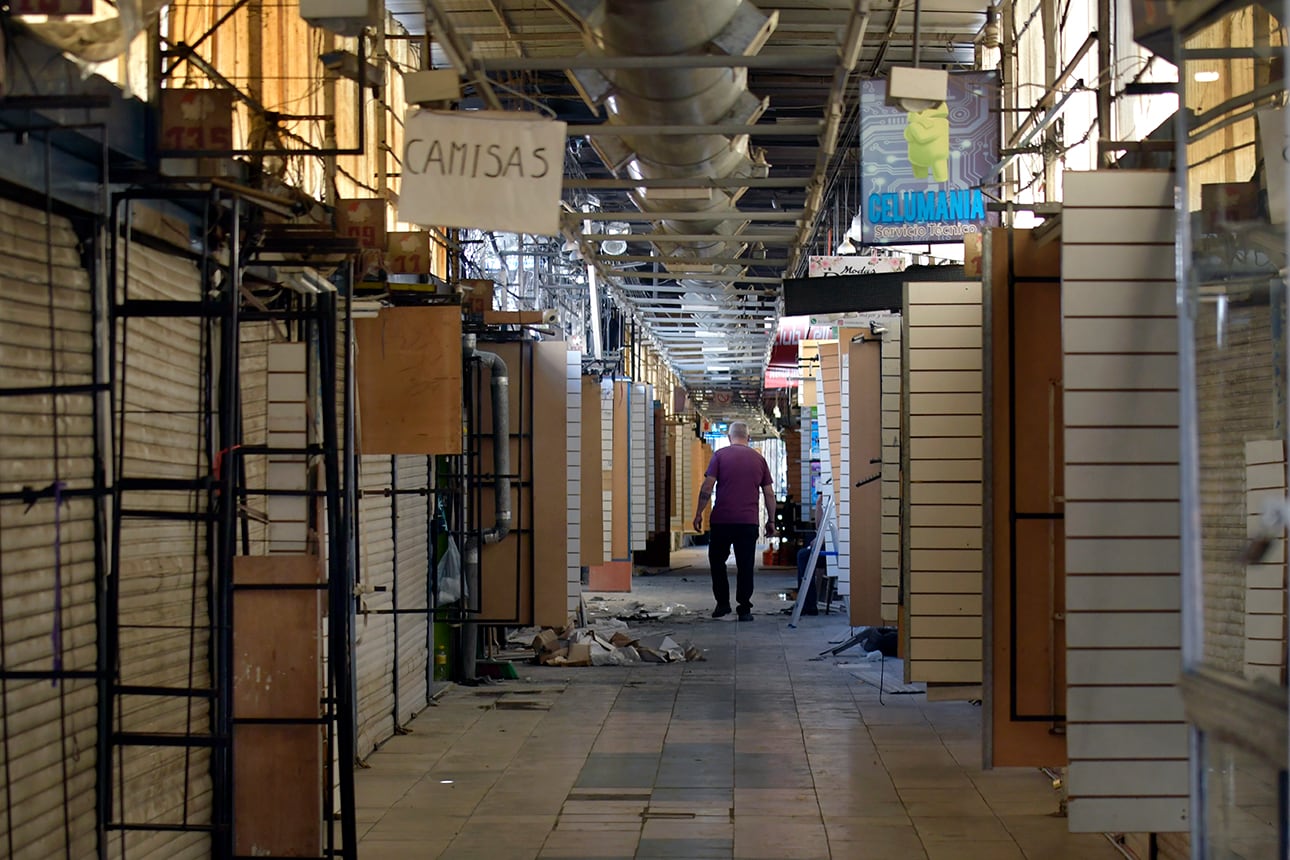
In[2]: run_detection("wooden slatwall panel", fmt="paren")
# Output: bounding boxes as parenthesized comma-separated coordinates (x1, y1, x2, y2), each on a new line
(566, 353, 583, 617)
(0, 200, 98, 860)
(1244, 441, 1285, 683)
(903, 281, 984, 686)
(801, 421, 813, 519)
(1062, 169, 1187, 833)
(355, 457, 395, 758)
(880, 316, 903, 622)
(604, 381, 618, 560)
(819, 342, 843, 501)
(395, 455, 430, 723)
(814, 361, 834, 506)
(115, 241, 212, 860)
(672, 425, 687, 533)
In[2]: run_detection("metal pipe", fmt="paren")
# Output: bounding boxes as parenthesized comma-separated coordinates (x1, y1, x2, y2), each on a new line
(482, 51, 837, 72)
(458, 335, 511, 679)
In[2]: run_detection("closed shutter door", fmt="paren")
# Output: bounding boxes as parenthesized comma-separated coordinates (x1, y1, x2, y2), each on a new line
(394, 455, 429, 723)
(0, 199, 98, 860)
(238, 321, 274, 554)
(114, 239, 211, 859)
(355, 456, 394, 757)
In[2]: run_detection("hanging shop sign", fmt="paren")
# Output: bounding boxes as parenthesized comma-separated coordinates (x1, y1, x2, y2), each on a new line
(399, 110, 567, 236)
(859, 72, 1000, 245)
(807, 255, 907, 277)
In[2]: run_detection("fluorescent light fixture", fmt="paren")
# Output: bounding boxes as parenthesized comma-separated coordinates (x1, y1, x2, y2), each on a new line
(682, 304, 720, 312)
(695, 331, 725, 338)
(709, 365, 731, 372)
(1193, 70, 1220, 83)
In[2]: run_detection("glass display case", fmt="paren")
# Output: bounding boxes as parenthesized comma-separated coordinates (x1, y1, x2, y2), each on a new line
(1176, 0, 1290, 852)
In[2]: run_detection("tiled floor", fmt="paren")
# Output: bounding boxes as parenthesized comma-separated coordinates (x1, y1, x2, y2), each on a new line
(355, 556, 1122, 859)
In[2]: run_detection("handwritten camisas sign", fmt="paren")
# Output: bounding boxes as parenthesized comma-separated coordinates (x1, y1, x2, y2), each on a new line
(399, 110, 567, 236)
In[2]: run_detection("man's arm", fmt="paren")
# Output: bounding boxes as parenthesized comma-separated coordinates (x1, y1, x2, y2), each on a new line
(693, 475, 716, 532)
(762, 484, 776, 538)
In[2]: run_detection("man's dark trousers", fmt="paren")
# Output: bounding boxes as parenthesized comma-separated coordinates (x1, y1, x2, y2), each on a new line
(709, 523, 759, 612)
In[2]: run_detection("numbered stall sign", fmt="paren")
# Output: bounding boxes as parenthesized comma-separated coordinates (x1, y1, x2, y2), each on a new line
(386, 232, 431, 274)
(159, 89, 235, 152)
(336, 199, 387, 250)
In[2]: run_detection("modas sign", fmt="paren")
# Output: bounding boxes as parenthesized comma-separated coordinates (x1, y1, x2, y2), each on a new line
(399, 110, 567, 237)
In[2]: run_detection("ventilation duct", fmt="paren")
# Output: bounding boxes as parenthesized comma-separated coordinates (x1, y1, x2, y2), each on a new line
(567, 0, 776, 294)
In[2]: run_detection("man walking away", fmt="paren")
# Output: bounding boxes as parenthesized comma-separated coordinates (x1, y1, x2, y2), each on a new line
(692, 421, 775, 621)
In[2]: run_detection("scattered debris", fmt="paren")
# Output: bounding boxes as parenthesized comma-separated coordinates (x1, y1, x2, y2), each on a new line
(526, 623, 705, 666)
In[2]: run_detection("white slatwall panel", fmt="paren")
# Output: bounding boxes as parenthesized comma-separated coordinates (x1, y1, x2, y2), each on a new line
(1245, 441, 1285, 683)
(903, 281, 983, 685)
(1062, 169, 1187, 834)
(645, 388, 655, 534)
(672, 427, 686, 533)
(115, 241, 212, 860)
(600, 380, 614, 560)
(267, 344, 309, 554)
(801, 414, 813, 519)
(0, 200, 99, 860)
(814, 366, 833, 506)
(630, 383, 648, 551)
(836, 351, 852, 596)
(355, 457, 395, 758)
(239, 322, 272, 554)
(394, 455, 430, 724)
(880, 316, 903, 622)
(566, 353, 582, 615)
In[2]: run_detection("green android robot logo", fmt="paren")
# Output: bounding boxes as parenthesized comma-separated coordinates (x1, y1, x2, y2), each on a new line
(904, 102, 950, 183)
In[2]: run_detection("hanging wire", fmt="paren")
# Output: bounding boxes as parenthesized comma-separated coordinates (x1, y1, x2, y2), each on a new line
(42, 130, 75, 860)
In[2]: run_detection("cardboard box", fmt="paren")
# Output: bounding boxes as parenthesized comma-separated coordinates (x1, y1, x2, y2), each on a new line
(566, 643, 593, 667)
(531, 629, 560, 653)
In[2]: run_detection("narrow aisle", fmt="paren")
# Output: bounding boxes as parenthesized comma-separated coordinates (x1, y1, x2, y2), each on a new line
(355, 560, 1120, 860)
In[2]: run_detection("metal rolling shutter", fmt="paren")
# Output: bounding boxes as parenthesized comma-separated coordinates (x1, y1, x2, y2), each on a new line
(356, 456, 395, 757)
(238, 321, 273, 554)
(114, 240, 212, 860)
(394, 455, 429, 724)
(0, 199, 98, 860)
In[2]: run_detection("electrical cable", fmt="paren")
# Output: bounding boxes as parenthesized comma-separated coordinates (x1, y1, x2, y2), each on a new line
(41, 132, 75, 860)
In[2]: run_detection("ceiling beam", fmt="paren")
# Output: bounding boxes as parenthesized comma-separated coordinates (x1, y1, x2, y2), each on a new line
(478, 50, 841, 72)
(589, 255, 789, 267)
(579, 232, 797, 243)
(566, 210, 803, 222)
(603, 271, 782, 284)
(568, 122, 824, 137)
(565, 176, 811, 190)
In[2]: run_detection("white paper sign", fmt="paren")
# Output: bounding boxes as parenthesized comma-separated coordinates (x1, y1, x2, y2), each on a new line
(399, 110, 567, 235)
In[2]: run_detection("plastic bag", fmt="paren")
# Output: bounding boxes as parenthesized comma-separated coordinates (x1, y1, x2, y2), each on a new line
(436, 536, 462, 605)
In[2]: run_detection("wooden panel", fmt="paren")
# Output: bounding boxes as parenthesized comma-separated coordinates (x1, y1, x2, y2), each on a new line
(878, 318, 903, 623)
(908, 392, 982, 414)
(354, 307, 462, 454)
(1062, 207, 1177, 243)
(580, 377, 605, 567)
(232, 555, 322, 856)
(1062, 169, 1186, 833)
(849, 338, 883, 626)
(533, 341, 570, 629)
(233, 725, 321, 856)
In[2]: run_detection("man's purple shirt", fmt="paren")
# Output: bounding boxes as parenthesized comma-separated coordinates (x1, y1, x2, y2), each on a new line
(705, 444, 772, 525)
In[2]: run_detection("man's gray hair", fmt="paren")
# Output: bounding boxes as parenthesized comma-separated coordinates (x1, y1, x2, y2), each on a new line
(728, 421, 750, 440)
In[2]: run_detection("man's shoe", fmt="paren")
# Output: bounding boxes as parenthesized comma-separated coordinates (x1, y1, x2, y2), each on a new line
(737, 611, 753, 622)
(712, 605, 732, 618)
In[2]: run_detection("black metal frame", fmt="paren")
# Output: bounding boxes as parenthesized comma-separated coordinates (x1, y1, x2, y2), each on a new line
(107, 184, 360, 860)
